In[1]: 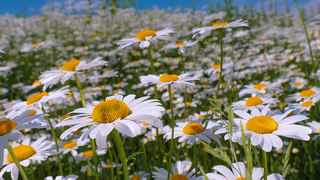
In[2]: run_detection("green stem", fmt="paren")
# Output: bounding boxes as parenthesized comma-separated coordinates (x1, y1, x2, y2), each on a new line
(111, 129, 128, 180)
(216, 30, 224, 98)
(141, 140, 152, 179)
(148, 47, 155, 74)
(74, 73, 86, 107)
(6, 144, 29, 180)
(263, 150, 268, 180)
(167, 84, 175, 180)
(42, 107, 63, 176)
(294, 0, 318, 86)
(108, 147, 114, 180)
(74, 73, 99, 180)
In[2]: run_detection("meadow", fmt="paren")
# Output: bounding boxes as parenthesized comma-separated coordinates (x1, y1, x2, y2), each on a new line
(0, 1, 320, 179)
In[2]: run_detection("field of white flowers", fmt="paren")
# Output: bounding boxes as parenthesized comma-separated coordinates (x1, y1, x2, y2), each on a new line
(0, 1, 320, 179)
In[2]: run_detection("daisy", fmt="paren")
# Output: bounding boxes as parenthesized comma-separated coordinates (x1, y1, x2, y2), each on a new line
(0, 110, 44, 165)
(57, 94, 165, 149)
(163, 121, 220, 145)
(291, 98, 319, 112)
(44, 175, 79, 180)
(232, 96, 277, 111)
(288, 87, 320, 102)
(239, 81, 279, 97)
(139, 72, 198, 89)
(192, 19, 248, 37)
(117, 28, 174, 49)
(77, 149, 107, 161)
(230, 107, 311, 152)
(40, 57, 107, 90)
(164, 41, 197, 54)
(206, 162, 284, 180)
(9, 86, 69, 113)
(290, 77, 307, 89)
(0, 137, 56, 180)
(60, 138, 89, 157)
(153, 160, 202, 180)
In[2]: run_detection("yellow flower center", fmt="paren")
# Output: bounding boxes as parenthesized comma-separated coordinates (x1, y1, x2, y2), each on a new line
(92, 99, 131, 123)
(60, 59, 81, 72)
(235, 178, 246, 180)
(211, 21, 229, 28)
(175, 42, 186, 47)
(182, 122, 205, 135)
(253, 83, 268, 90)
(198, 115, 205, 119)
(32, 43, 40, 47)
(159, 74, 179, 82)
(62, 140, 77, 149)
(82, 150, 93, 158)
(245, 97, 263, 107)
(299, 89, 316, 98)
(246, 116, 278, 134)
(0, 119, 17, 136)
(26, 92, 48, 105)
(27, 109, 37, 118)
(131, 174, 142, 180)
(7, 145, 36, 162)
(294, 81, 302, 87)
(171, 174, 188, 180)
(61, 114, 71, 119)
(32, 79, 41, 86)
(135, 29, 156, 40)
(213, 64, 221, 70)
(301, 100, 314, 108)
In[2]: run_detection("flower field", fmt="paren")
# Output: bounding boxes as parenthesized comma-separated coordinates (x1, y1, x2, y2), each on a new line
(0, 1, 320, 180)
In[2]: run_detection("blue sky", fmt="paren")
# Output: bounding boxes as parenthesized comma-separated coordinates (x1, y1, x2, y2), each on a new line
(0, 0, 312, 16)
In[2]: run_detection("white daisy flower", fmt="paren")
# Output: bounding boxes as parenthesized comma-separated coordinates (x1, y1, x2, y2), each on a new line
(232, 96, 277, 111)
(44, 174, 79, 180)
(0, 137, 56, 180)
(60, 138, 89, 157)
(206, 162, 284, 180)
(290, 77, 307, 89)
(291, 98, 318, 112)
(117, 28, 174, 49)
(40, 57, 107, 90)
(9, 86, 70, 113)
(230, 107, 311, 152)
(0, 110, 44, 165)
(153, 160, 202, 180)
(164, 41, 197, 54)
(140, 72, 198, 89)
(192, 19, 248, 37)
(77, 149, 107, 161)
(57, 94, 164, 149)
(164, 121, 220, 145)
(239, 81, 279, 97)
(288, 87, 320, 102)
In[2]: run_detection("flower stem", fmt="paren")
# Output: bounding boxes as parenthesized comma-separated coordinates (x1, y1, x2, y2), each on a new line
(6, 144, 29, 180)
(216, 30, 224, 98)
(147, 47, 159, 99)
(108, 147, 114, 180)
(262, 150, 268, 180)
(74, 73, 86, 107)
(74, 73, 99, 180)
(294, 0, 318, 86)
(42, 107, 63, 176)
(111, 129, 128, 180)
(167, 84, 175, 180)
